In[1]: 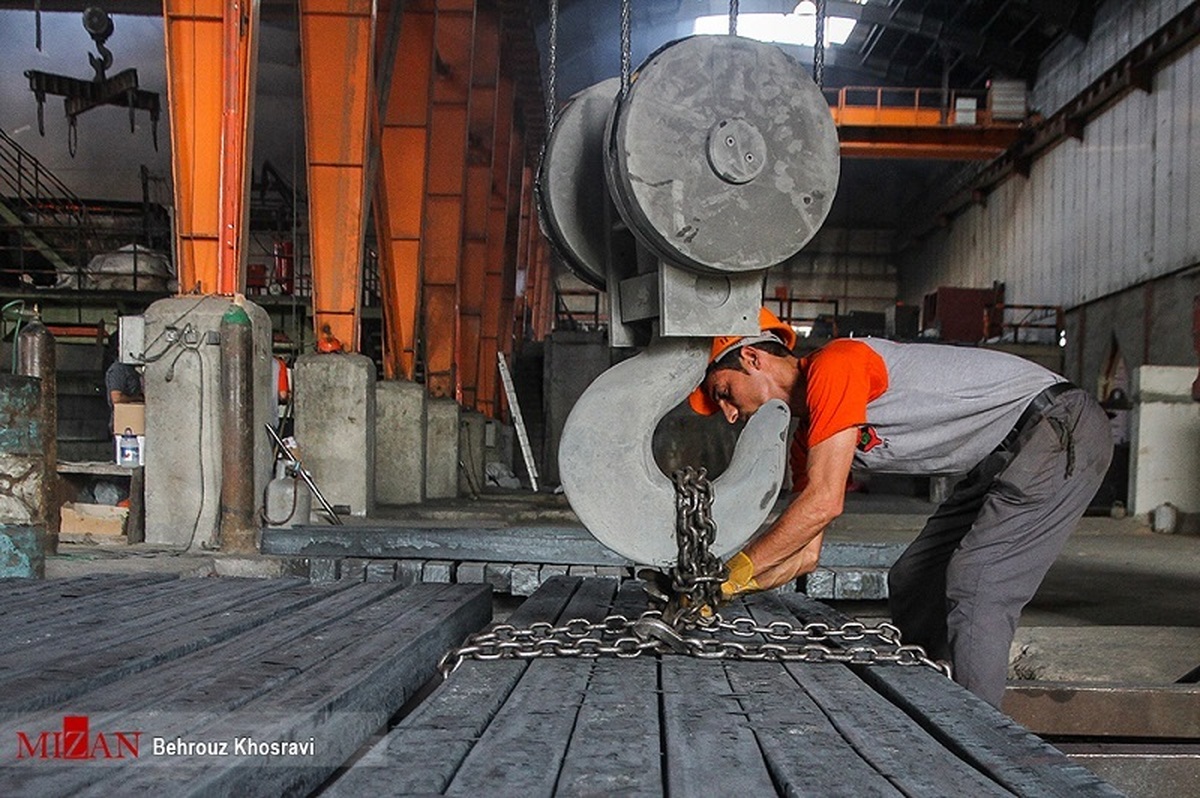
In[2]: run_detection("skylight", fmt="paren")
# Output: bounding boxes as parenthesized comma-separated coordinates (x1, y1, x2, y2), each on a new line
(693, 2, 858, 47)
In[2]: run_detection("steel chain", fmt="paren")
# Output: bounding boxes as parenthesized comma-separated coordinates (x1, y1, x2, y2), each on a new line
(667, 467, 726, 625)
(437, 470, 949, 680)
(438, 609, 950, 678)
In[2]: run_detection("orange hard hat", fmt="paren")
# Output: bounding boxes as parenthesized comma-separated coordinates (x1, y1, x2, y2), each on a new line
(688, 307, 798, 416)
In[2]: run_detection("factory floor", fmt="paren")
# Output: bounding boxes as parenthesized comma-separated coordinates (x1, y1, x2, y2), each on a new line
(45, 489, 1200, 685)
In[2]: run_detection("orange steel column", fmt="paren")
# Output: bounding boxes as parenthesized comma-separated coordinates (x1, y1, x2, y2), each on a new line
(299, 0, 375, 352)
(163, 0, 260, 295)
(458, 8, 500, 410)
(421, 0, 475, 399)
(375, 3, 435, 379)
(477, 74, 515, 417)
(496, 127, 524, 396)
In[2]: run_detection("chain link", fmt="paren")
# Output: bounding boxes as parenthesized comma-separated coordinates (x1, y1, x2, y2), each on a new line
(619, 0, 632, 98)
(667, 467, 726, 625)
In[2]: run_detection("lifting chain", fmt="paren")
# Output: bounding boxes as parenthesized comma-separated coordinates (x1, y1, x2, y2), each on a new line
(438, 610, 950, 678)
(665, 467, 726, 626)
(814, 0, 827, 89)
(438, 470, 950, 680)
(546, 0, 558, 136)
(619, 0, 632, 98)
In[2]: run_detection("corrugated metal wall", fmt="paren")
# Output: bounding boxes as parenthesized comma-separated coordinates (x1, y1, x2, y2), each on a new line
(770, 228, 898, 315)
(898, 41, 1200, 313)
(1034, 0, 1193, 115)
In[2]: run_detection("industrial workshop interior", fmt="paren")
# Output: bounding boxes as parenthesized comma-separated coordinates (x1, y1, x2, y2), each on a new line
(0, 0, 1197, 794)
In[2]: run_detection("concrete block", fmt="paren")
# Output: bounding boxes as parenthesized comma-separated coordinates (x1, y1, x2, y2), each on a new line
(805, 568, 835, 599)
(567, 565, 597, 577)
(1130, 366, 1200, 514)
(423, 560, 454, 583)
(456, 561, 488, 584)
(595, 566, 629, 581)
(397, 559, 424, 587)
(212, 557, 290, 578)
(143, 297, 274, 549)
(484, 562, 513, 594)
(0, 525, 44, 578)
(309, 558, 339, 583)
(539, 564, 569, 586)
(510, 563, 540, 596)
(365, 560, 397, 582)
(425, 398, 460, 499)
(375, 381, 426, 506)
(294, 353, 376, 516)
(458, 411, 487, 495)
(340, 558, 369, 582)
(832, 567, 889, 600)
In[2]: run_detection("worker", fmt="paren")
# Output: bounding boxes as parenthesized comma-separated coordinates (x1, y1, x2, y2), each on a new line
(689, 307, 1112, 707)
(104, 336, 143, 410)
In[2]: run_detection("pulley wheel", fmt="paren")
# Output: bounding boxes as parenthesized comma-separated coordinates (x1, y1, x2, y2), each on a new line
(606, 35, 840, 274)
(536, 78, 621, 290)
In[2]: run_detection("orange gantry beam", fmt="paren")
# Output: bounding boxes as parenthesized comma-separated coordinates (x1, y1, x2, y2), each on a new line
(163, 0, 260, 295)
(421, 0, 475, 400)
(458, 7, 501, 411)
(300, 0, 375, 353)
(376, 3, 435, 379)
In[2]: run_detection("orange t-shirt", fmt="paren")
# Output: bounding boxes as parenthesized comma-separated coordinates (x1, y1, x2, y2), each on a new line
(790, 339, 888, 492)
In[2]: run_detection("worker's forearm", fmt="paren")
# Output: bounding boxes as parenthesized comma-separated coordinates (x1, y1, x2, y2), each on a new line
(742, 490, 838, 578)
(754, 530, 825, 589)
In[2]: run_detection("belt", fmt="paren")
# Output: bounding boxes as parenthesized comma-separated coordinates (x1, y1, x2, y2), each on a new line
(994, 381, 1077, 453)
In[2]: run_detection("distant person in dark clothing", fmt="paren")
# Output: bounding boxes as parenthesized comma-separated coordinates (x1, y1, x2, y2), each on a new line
(104, 336, 143, 438)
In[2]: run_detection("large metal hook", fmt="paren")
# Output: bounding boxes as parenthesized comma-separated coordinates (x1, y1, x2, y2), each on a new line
(559, 336, 790, 567)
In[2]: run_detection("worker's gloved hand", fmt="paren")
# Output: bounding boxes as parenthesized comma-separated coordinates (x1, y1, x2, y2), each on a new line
(720, 551, 759, 601)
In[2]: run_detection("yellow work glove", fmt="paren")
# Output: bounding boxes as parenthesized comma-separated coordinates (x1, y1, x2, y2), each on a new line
(720, 551, 760, 600)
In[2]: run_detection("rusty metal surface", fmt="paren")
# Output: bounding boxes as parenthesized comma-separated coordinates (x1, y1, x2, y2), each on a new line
(1004, 682, 1200, 739)
(17, 321, 56, 551)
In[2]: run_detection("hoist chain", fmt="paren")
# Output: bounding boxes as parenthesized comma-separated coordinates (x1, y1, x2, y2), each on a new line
(619, 0, 632, 97)
(814, 0, 827, 89)
(546, 0, 558, 135)
(728, 0, 739, 36)
(665, 467, 726, 626)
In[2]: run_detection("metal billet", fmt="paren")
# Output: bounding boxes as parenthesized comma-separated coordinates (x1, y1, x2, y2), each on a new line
(558, 336, 790, 567)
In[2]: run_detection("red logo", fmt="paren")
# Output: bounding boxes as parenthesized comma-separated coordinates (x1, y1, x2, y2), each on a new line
(16, 716, 141, 760)
(857, 425, 883, 452)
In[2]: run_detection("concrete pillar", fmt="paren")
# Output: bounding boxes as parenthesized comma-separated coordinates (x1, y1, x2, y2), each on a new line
(0, 375, 49, 577)
(1130, 366, 1200, 519)
(294, 353, 376, 517)
(143, 297, 274, 549)
(425, 398, 460, 499)
(376, 381, 426, 506)
(458, 410, 487, 495)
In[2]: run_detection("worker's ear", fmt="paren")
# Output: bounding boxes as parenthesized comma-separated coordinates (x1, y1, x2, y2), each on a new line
(740, 345, 763, 372)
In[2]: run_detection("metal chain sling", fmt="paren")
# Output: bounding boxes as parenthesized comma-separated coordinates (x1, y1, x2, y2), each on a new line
(439, 468, 949, 680)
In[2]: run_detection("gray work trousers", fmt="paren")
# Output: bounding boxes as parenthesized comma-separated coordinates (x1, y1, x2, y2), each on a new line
(887, 388, 1113, 707)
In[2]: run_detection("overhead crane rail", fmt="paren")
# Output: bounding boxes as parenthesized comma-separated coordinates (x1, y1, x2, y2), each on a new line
(826, 85, 1025, 160)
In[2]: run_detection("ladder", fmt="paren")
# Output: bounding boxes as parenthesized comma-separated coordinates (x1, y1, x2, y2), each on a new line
(497, 352, 539, 492)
